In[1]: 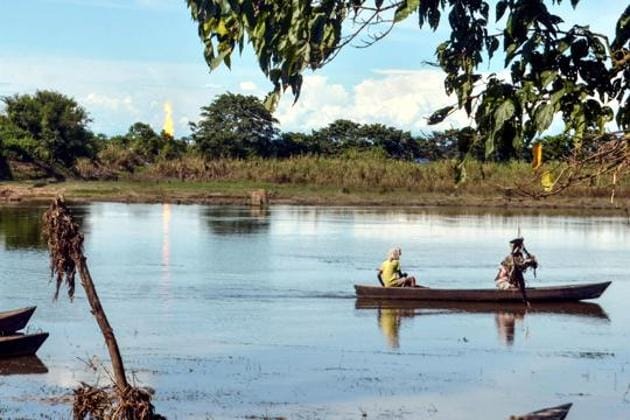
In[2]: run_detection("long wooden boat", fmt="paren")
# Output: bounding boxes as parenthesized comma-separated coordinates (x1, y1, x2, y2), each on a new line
(0, 333, 49, 359)
(355, 299, 609, 319)
(354, 281, 611, 302)
(0, 356, 48, 375)
(0, 306, 36, 334)
(510, 402, 572, 420)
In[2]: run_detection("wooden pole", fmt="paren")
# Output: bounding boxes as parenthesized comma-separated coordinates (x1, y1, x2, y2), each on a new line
(76, 256, 129, 391)
(44, 197, 129, 392)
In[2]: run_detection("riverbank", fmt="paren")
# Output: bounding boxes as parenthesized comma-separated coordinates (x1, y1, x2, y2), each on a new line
(1, 179, 629, 213)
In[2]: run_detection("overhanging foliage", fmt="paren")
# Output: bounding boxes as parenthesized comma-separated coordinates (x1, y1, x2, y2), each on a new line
(187, 1, 629, 159)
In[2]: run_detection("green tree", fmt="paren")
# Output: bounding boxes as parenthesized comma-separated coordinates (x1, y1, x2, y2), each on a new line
(0, 90, 95, 167)
(190, 93, 279, 158)
(187, 1, 629, 159)
(125, 122, 182, 162)
(312, 119, 363, 155)
(274, 132, 313, 157)
(417, 128, 485, 161)
(307, 119, 420, 159)
(357, 123, 419, 160)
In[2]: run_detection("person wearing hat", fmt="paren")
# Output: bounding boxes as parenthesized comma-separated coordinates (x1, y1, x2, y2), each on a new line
(495, 237, 538, 303)
(378, 247, 417, 287)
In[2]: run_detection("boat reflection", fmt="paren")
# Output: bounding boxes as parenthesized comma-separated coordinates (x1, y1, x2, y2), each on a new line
(357, 299, 609, 349)
(0, 356, 48, 375)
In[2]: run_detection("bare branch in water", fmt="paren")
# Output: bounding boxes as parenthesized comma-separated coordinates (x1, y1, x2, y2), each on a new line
(42, 196, 162, 419)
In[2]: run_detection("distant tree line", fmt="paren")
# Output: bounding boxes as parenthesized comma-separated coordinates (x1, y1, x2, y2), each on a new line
(0, 90, 583, 180)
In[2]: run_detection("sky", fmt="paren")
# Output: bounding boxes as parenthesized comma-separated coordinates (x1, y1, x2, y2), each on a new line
(0, 0, 625, 136)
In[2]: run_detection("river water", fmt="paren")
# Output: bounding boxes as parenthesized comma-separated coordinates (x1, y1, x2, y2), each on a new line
(0, 203, 628, 419)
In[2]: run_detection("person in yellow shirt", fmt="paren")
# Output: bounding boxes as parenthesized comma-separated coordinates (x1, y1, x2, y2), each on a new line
(378, 247, 417, 287)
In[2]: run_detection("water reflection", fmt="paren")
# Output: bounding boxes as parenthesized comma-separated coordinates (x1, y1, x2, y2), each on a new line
(495, 311, 524, 346)
(0, 356, 48, 375)
(0, 204, 89, 250)
(377, 308, 415, 349)
(203, 206, 270, 235)
(357, 299, 609, 349)
(161, 203, 171, 270)
(0, 206, 47, 250)
(160, 203, 172, 300)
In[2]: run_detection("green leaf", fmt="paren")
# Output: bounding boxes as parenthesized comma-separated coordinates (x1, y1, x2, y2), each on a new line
(494, 99, 516, 130)
(394, 0, 420, 23)
(427, 106, 455, 125)
(612, 5, 630, 50)
(428, 8, 441, 30)
(484, 133, 495, 158)
(496, 1, 508, 21)
(534, 102, 555, 133)
(505, 42, 518, 65)
(540, 70, 557, 87)
(263, 90, 281, 112)
(210, 48, 231, 70)
(487, 37, 500, 59)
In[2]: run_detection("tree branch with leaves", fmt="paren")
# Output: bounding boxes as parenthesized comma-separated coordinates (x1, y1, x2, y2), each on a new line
(187, 0, 629, 193)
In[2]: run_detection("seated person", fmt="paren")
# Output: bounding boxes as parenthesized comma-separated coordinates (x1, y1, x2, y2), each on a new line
(378, 247, 417, 287)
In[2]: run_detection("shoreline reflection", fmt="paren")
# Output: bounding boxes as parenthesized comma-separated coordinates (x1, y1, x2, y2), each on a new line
(357, 299, 609, 349)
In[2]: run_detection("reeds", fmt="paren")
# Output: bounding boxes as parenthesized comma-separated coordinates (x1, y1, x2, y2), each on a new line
(120, 155, 628, 199)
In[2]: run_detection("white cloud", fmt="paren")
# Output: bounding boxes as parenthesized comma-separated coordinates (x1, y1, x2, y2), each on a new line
(0, 54, 230, 135)
(275, 70, 471, 133)
(84, 93, 137, 113)
(239, 81, 258, 92)
(2, 55, 567, 137)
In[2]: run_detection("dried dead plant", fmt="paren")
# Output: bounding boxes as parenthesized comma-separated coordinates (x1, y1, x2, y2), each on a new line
(73, 383, 160, 420)
(42, 196, 162, 419)
(42, 196, 82, 300)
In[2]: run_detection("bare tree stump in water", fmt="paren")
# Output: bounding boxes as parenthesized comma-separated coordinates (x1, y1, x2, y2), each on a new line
(250, 189, 269, 207)
(43, 196, 159, 419)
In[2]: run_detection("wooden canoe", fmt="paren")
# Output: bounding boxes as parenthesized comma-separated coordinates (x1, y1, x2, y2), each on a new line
(354, 281, 611, 302)
(0, 306, 36, 334)
(510, 402, 572, 420)
(0, 333, 49, 359)
(0, 356, 48, 375)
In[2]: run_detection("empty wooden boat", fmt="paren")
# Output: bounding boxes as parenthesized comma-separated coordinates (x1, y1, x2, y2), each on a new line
(0, 356, 48, 375)
(0, 333, 49, 359)
(0, 306, 36, 334)
(510, 402, 572, 420)
(354, 281, 611, 302)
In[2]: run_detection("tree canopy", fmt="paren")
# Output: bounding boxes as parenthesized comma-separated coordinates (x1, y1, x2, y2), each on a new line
(0, 90, 95, 168)
(187, 0, 629, 160)
(190, 92, 279, 158)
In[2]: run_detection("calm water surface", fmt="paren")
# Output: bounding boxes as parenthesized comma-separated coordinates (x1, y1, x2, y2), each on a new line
(0, 203, 629, 419)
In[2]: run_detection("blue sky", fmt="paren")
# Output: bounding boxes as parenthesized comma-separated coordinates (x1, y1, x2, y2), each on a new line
(0, 0, 625, 136)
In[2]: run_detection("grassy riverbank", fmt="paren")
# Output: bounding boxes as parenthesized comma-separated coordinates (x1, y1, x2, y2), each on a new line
(2, 158, 629, 210)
